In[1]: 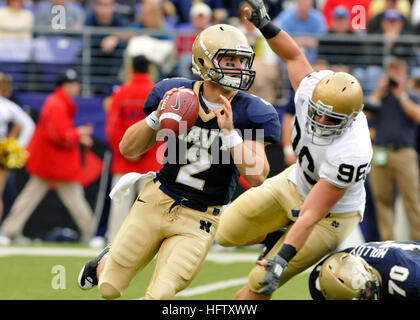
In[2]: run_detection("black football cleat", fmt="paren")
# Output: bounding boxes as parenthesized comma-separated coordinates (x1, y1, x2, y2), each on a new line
(78, 245, 110, 290)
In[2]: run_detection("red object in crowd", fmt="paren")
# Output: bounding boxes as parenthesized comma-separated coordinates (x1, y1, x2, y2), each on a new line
(26, 87, 86, 182)
(322, 0, 370, 31)
(79, 148, 103, 187)
(176, 34, 196, 56)
(106, 73, 163, 174)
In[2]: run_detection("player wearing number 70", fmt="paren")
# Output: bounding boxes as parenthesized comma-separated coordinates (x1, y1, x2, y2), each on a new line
(77, 23, 280, 300)
(309, 241, 420, 300)
(214, 0, 373, 299)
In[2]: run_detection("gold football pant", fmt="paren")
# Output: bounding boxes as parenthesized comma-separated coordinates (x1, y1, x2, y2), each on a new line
(215, 165, 360, 292)
(98, 179, 221, 300)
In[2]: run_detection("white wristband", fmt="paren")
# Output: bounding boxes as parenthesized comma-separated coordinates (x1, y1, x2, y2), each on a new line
(145, 111, 160, 130)
(224, 130, 243, 149)
(400, 92, 409, 101)
(283, 145, 295, 157)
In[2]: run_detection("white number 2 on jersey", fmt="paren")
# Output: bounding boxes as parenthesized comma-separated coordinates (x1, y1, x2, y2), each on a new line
(176, 145, 212, 190)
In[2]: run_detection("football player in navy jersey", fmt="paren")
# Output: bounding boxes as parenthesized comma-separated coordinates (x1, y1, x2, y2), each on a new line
(309, 241, 420, 300)
(77, 23, 280, 300)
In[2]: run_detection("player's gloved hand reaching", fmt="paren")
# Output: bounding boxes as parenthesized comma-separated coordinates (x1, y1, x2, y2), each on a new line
(245, 0, 271, 29)
(257, 254, 288, 296)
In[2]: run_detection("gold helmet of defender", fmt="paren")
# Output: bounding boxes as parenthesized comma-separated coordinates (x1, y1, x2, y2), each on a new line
(306, 72, 364, 145)
(191, 24, 256, 91)
(319, 252, 382, 300)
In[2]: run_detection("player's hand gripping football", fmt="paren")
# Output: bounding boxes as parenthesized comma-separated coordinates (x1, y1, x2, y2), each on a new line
(257, 255, 288, 296)
(214, 94, 235, 134)
(156, 86, 185, 118)
(244, 0, 271, 29)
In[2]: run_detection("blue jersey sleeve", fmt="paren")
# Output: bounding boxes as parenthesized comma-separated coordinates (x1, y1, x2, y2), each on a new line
(283, 92, 296, 115)
(244, 96, 281, 144)
(143, 84, 165, 115)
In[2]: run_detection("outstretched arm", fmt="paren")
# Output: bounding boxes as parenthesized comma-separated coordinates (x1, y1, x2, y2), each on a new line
(244, 0, 313, 91)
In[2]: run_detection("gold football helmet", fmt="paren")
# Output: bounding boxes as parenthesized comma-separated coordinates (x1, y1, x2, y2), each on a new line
(191, 24, 256, 91)
(306, 72, 364, 145)
(318, 252, 381, 300)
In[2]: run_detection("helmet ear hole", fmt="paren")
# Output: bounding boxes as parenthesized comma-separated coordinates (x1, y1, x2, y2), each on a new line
(198, 58, 205, 67)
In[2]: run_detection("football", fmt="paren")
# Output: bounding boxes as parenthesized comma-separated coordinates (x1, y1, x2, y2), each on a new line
(159, 88, 199, 136)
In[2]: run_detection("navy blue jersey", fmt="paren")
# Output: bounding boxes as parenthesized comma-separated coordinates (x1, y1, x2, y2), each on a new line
(309, 241, 420, 300)
(143, 78, 280, 206)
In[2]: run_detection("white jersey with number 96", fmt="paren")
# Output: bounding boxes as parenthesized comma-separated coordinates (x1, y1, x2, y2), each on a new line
(288, 70, 373, 218)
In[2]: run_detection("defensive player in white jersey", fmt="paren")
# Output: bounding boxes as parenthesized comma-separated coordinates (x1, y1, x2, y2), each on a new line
(215, 0, 373, 299)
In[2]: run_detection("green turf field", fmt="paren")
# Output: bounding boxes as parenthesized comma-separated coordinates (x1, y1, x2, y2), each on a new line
(0, 243, 312, 300)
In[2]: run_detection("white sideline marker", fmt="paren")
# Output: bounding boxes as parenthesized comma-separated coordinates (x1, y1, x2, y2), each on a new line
(176, 277, 248, 297)
(0, 247, 259, 263)
(136, 277, 248, 299)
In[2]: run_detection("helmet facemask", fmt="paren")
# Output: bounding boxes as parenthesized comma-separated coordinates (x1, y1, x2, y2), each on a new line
(305, 72, 364, 146)
(360, 278, 381, 300)
(306, 99, 359, 146)
(207, 48, 256, 91)
(353, 258, 382, 300)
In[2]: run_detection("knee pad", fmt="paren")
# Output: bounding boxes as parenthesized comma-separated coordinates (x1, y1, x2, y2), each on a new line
(214, 232, 238, 247)
(112, 223, 148, 268)
(99, 282, 121, 300)
(248, 264, 267, 293)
